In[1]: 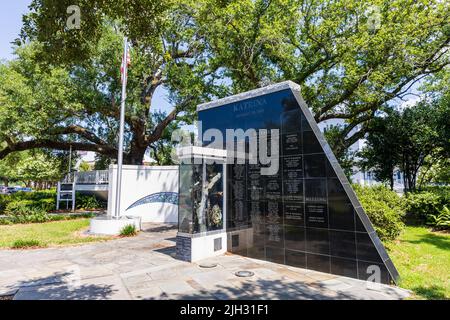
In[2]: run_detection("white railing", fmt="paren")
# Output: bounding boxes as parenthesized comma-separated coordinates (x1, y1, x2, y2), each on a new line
(62, 170, 109, 185)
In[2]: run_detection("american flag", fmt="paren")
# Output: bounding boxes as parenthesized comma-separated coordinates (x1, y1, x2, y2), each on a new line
(120, 46, 131, 83)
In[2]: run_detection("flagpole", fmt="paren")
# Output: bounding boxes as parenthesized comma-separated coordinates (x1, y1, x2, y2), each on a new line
(114, 36, 128, 219)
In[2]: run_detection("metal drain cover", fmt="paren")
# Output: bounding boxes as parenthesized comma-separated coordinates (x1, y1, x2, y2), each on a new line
(199, 263, 217, 268)
(235, 270, 254, 277)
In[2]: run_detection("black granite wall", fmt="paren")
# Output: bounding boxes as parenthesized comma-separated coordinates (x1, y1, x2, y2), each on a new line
(198, 88, 398, 284)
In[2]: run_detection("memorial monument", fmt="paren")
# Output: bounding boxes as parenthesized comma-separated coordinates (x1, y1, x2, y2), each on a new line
(177, 81, 399, 284)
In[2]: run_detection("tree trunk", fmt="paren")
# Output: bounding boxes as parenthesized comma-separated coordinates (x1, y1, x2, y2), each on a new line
(125, 145, 147, 165)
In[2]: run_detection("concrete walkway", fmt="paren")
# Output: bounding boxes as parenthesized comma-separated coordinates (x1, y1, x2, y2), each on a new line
(0, 223, 410, 300)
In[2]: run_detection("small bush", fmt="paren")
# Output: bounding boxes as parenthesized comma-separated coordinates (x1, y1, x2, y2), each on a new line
(353, 185, 405, 241)
(1, 198, 95, 224)
(0, 194, 10, 212)
(76, 194, 103, 210)
(404, 191, 442, 220)
(11, 239, 43, 249)
(5, 200, 49, 221)
(405, 186, 449, 222)
(0, 190, 57, 214)
(120, 224, 137, 237)
(37, 198, 56, 211)
(11, 189, 56, 202)
(427, 206, 450, 229)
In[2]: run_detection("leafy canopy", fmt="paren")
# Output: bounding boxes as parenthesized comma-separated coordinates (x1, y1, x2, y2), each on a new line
(0, 0, 447, 164)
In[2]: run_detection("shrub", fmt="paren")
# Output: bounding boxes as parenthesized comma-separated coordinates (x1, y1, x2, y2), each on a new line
(404, 187, 449, 221)
(4, 201, 49, 224)
(3, 196, 96, 224)
(11, 239, 43, 249)
(76, 194, 103, 210)
(0, 194, 10, 212)
(120, 224, 137, 237)
(353, 185, 405, 241)
(0, 212, 95, 225)
(427, 206, 450, 229)
(0, 190, 57, 214)
(12, 189, 56, 202)
(36, 198, 56, 211)
(5, 200, 45, 214)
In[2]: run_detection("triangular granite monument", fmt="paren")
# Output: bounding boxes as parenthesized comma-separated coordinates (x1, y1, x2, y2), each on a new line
(196, 81, 399, 284)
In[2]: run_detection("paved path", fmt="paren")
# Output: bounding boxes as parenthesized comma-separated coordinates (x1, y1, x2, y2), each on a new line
(0, 223, 410, 300)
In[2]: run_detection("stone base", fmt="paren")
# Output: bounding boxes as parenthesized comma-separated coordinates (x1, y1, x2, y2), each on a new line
(89, 216, 142, 235)
(176, 231, 227, 262)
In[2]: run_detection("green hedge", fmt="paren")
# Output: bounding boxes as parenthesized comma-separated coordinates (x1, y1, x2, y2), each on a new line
(353, 185, 405, 241)
(0, 190, 57, 213)
(0, 194, 9, 213)
(1, 190, 106, 217)
(0, 212, 95, 225)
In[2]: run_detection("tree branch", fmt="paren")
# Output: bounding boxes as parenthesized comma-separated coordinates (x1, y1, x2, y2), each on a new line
(48, 125, 108, 146)
(0, 139, 118, 160)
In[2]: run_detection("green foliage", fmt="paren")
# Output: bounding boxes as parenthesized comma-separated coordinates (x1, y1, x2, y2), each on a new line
(0, 0, 446, 165)
(13, 189, 57, 201)
(11, 239, 42, 249)
(0, 189, 102, 224)
(37, 198, 56, 212)
(1, 2, 213, 164)
(120, 224, 137, 237)
(404, 187, 449, 222)
(0, 147, 70, 186)
(78, 161, 92, 172)
(0, 194, 10, 212)
(196, 0, 449, 150)
(353, 185, 405, 241)
(359, 100, 448, 192)
(4, 200, 49, 223)
(405, 192, 442, 220)
(427, 206, 450, 229)
(0, 212, 95, 225)
(0, 190, 57, 213)
(418, 157, 450, 186)
(76, 194, 103, 210)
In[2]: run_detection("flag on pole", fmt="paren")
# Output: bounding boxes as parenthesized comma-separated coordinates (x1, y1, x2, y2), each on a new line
(120, 46, 131, 83)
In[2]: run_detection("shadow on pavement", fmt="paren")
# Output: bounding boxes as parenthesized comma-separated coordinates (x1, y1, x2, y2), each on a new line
(9, 272, 117, 300)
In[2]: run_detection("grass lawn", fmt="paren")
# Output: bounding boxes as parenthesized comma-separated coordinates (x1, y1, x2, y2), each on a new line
(387, 225, 450, 300)
(0, 219, 112, 249)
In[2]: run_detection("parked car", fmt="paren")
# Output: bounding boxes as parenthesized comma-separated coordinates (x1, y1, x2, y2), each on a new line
(5, 187, 19, 194)
(0, 186, 8, 194)
(16, 187, 32, 192)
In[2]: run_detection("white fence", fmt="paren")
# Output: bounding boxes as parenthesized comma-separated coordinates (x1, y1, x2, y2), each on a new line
(63, 170, 109, 184)
(107, 165, 179, 223)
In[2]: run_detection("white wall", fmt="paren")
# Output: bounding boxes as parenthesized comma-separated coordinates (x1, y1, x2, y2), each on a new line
(108, 165, 179, 223)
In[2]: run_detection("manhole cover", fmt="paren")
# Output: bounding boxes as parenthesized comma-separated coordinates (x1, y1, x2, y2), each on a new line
(235, 270, 254, 277)
(199, 263, 217, 268)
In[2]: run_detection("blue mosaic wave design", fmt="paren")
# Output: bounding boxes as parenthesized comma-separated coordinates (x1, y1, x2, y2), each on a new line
(125, 192, 178, 211)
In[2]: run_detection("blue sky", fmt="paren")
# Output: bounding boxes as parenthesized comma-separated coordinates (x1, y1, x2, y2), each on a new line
(0, 0, 31, 61)
(0, 0, 173, 115)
